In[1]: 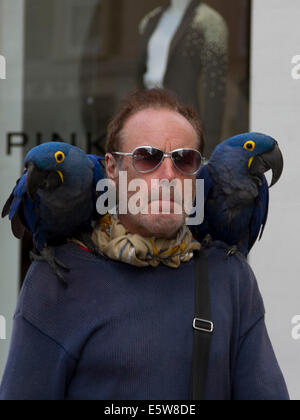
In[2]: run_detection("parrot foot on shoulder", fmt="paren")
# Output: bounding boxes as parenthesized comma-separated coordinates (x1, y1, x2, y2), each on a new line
(75, 231, 108, 260)
(226, 245, 245, 259)
(227, 246, 238, 258)
(30, 247, 70, 287)
(201, 234, 213, 249)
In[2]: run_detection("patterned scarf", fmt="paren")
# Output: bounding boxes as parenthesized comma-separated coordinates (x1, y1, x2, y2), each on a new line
(90, 214, 201, 268)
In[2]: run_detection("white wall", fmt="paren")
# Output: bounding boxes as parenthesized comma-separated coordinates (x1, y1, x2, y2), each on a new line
(0, 0, 24, 378)
(250, 0, 300, 400)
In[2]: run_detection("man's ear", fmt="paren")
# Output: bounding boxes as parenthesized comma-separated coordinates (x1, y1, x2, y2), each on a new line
(105, 153, 119, 181)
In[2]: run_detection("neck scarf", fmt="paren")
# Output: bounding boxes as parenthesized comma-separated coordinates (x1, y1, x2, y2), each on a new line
(90, 214, 201, 268)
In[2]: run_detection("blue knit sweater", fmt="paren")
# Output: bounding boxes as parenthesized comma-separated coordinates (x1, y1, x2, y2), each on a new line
(0, 242, 289, 400)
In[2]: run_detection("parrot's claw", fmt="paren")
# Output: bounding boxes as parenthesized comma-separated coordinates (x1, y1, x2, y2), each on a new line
(30, 247, 70, 287)
(202, 234, 213, 248)
(226, 246, 239, 258)
(75, 231, 108, 260)
(226, 245, 245, 259)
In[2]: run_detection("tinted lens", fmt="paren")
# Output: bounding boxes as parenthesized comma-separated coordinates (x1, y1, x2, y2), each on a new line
(132, 147, 164, 173)
(172, 149, 202, 175)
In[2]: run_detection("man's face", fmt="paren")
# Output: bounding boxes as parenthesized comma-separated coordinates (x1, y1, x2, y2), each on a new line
(106, 107, 199, 239)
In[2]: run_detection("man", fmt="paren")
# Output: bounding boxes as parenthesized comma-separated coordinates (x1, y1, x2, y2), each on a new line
(0, 89, 289, 400)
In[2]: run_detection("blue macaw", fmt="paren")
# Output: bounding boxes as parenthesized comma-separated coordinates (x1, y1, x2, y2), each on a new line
(191, 132, 284, 256)
(2, 142, 105, 284)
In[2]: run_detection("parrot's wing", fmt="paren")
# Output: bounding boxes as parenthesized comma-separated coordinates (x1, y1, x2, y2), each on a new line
(248, 175, 269, 253)
(2, 174, 27, 239)
(2, 174, 26, 220)
(2, 173, 39, 239)
(2, 190, 15, 219)
(87, 154, 106, 187)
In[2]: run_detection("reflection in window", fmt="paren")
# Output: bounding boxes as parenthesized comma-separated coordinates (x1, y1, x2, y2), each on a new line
(20, 0, 250, 283)
(137, 0, 229, 157)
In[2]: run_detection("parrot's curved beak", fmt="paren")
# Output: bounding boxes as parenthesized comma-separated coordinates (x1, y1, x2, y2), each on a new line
(249, 142, 284, 187)
(26, 162, 63, 201)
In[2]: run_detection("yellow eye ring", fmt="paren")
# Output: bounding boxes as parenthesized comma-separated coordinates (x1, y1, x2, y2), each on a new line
(243, 141, 255, 152)
(54, 151, 65, 164)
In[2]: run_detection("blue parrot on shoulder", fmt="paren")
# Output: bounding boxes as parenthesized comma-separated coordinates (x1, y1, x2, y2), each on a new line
(192, 132, 284, 256)
(2, 142, 105, 285)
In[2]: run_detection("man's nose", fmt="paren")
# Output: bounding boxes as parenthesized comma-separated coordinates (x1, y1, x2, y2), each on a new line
(155, 156, 177, 180)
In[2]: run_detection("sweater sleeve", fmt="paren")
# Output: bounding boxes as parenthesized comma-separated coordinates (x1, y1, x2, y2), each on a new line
(232, 316, 289, 400)
(0, 314, 76, 400)
(231, 258, 289, 400)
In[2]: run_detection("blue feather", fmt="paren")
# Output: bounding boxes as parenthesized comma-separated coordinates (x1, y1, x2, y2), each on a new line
(191, 132, 283, 255)
(249, 176, 269, 249)
(2, 143, 106, 251)
(87, 154, 106, 187)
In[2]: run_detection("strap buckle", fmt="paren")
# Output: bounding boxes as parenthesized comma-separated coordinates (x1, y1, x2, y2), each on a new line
(193, 318, 214, 333)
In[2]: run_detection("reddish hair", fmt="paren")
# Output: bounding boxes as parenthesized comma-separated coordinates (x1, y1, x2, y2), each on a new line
(106, 88, 204, 154)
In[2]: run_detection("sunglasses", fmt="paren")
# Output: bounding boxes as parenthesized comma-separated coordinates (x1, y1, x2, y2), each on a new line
(112, 146, 204, 175)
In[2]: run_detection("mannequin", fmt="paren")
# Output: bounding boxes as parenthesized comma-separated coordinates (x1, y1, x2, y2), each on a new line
(137, 0, 229, 157)
(144, 0, 193, 88)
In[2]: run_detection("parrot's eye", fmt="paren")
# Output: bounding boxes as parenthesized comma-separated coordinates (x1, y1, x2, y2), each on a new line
(243, 141, 255, 151)
(55, 151, 65, 164)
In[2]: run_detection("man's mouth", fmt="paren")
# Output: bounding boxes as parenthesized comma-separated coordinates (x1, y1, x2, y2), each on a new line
(148, 199, 183, 215)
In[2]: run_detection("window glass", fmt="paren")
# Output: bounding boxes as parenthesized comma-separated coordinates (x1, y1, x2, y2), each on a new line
(0, 0, 251, 283)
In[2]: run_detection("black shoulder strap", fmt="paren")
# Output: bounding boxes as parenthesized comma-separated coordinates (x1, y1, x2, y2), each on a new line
(190, 249, 214, 400)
